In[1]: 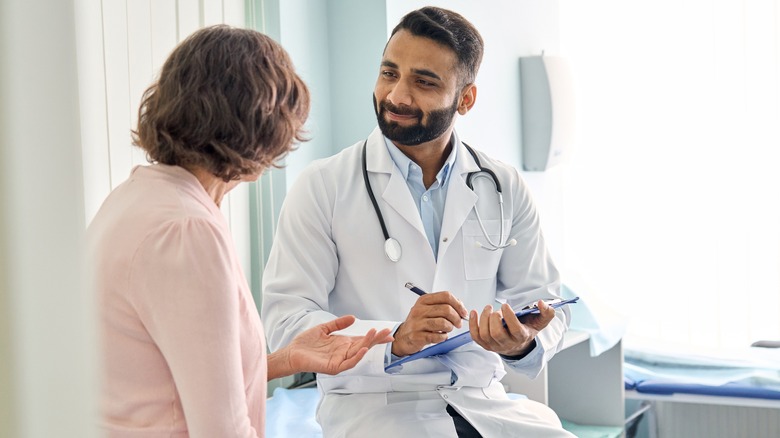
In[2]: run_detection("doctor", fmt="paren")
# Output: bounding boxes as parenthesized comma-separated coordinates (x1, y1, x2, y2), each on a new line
(262, 6, 574, 438)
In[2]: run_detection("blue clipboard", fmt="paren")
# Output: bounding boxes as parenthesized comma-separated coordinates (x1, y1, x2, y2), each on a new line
(384, 297, 579, 371)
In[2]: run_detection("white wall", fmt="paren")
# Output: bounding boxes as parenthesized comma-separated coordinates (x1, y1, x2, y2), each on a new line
(278, 0, 335, 180)
(277, 0, 388, 184)
(326, 0, 388, 152)
(0, 0, 98, 436)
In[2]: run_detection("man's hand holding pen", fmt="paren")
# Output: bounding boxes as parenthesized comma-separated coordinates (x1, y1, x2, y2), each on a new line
(391, 289, 469, 357)
(394, 283, 556, 358)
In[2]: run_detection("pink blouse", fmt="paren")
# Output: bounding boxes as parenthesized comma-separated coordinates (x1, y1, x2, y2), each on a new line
(88, 164, 267, 437)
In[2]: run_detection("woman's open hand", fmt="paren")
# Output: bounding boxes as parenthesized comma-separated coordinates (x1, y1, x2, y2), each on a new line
(269, 315, 393, 379)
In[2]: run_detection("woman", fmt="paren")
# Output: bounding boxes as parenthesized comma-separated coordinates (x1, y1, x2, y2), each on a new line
(87, 25, 392, 437)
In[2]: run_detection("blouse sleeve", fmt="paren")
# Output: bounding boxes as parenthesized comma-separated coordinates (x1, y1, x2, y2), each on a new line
(128, 217, 260, 438)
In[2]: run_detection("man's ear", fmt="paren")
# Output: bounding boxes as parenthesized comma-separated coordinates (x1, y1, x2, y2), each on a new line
(458, 84, 477, 115)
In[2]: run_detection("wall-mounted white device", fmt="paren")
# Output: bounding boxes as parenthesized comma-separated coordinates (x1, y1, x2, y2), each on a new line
(519, 55, 575, 171)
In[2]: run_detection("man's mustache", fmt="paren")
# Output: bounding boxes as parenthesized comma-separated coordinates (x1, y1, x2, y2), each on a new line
(380, 101, 423, 118)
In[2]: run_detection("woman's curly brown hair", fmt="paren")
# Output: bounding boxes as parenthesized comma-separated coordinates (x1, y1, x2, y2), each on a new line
(132, 25, 310, 181)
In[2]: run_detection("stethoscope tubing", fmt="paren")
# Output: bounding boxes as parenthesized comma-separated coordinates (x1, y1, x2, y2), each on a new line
(362, 140, 513, 262)
(362, 141, 402, 262)
(469, 172, 507, 252)
(362, 141, 391, 241)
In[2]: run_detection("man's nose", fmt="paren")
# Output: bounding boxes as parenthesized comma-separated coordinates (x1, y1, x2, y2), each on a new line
(386, 80, 413, 107)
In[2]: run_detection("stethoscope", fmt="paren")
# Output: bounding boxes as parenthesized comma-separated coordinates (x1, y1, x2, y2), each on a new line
(362, 140, 517, 262)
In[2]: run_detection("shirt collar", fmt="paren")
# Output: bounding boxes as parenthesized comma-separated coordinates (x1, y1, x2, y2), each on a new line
(383, 132, 460, 186)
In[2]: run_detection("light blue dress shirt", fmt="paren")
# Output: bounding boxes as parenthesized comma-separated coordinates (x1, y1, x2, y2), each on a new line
(383, 134, 460, 376)
(383, 134, 458, 260)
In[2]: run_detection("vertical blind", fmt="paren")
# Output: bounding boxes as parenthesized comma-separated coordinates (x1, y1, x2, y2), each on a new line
(76, 0, 273, 297)
(77, 0, 246, 222)
(559, 0, 780, 349)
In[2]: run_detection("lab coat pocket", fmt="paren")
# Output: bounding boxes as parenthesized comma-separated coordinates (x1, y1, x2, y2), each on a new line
(462, 219, 508, 280)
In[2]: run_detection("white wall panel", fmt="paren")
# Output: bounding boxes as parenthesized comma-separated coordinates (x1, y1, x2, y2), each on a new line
(224, 0, 245, 26)
(81, 0, 248, 219)
(76, 0, 111, 224)
(102, 0, 134, 188)
(127, 0, 154, 170)
(79, 0, 251, 274)
(203, 0, 224, 26)
(144, 1, 179, 168)
(151, 1, 179, 70)
(178, 0, 201, 40)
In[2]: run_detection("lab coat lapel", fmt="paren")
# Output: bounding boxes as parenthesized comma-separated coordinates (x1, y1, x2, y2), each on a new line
(438, 141, 479, 259)
(364, 129, 427, 240)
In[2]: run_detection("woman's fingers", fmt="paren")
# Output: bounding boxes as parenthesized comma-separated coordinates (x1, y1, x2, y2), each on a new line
(322, 314, 357, 334)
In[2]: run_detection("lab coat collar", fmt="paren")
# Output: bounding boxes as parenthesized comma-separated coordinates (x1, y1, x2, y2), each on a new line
(363, 127, 476, 175)
(364, 127, 428, 242)
(382, 135, 457, 188)
(363, 127, 481, 262)
(364, 127, 394, 174)
(447, 131, 481, 179)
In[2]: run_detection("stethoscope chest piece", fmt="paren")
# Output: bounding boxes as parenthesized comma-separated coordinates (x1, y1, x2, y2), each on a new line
(384, 238, 402, 262)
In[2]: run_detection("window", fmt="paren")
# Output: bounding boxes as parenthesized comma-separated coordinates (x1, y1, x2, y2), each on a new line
(560, 0, 780, 349)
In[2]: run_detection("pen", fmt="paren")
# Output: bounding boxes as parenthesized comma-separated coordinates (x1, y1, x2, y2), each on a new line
(404, 282, 428, 297)
(404, 282, 469, 321)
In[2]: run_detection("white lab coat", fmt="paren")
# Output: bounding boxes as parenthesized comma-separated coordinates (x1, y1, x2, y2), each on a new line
(262, 127, 574, 437)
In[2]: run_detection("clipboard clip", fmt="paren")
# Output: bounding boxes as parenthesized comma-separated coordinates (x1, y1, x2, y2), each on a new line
(520, 298, 564, 311)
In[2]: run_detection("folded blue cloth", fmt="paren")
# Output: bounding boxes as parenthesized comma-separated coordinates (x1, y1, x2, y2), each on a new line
(633, 380, 780, 400)
(624, 340, 780, 389)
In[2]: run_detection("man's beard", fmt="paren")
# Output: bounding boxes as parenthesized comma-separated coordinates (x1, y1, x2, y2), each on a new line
(373, 94, 459, 146)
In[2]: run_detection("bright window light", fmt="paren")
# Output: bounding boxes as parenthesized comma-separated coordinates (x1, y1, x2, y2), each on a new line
(559, 0, 780, 349)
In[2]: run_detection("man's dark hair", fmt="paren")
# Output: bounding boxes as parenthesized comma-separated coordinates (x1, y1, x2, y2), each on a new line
(390, 7, 484, 86)
(133, 25, 310, 181)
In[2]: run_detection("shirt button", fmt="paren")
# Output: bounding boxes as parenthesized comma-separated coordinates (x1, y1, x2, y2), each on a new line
(422, 195, 429, 202)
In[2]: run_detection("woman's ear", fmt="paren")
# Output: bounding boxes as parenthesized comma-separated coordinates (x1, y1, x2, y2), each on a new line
(458, 84, 477, 115)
